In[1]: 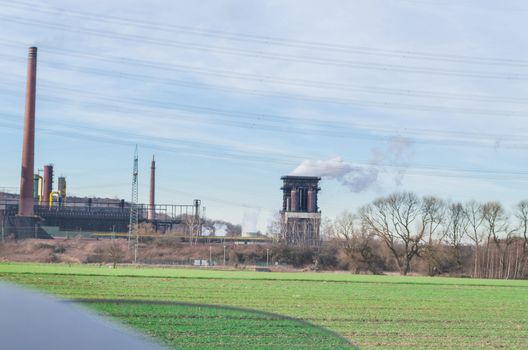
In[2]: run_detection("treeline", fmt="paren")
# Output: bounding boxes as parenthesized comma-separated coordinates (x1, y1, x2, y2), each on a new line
(322, 192, 528, 279)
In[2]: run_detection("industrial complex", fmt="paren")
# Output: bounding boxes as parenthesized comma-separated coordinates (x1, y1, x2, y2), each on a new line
(0, 47, 203, 240)
(0, 47, 321, 246)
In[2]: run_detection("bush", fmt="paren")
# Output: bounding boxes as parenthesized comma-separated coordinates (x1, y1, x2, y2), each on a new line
(54, 245, 66, 254)
(34, 243, 54, 250)
(273, 244, 316, 267)
(316, 244, 339, 270)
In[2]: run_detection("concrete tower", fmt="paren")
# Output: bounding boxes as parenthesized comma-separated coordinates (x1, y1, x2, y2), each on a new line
(280, 176, 321, 245)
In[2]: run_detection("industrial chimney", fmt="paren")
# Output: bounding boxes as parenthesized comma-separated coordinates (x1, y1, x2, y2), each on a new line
(42, 164, 53, 207)
(18, 47, 37, 216)
(148, 155, 156, 220)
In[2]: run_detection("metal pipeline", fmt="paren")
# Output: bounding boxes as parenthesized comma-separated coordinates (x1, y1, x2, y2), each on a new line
(48, 191, 61, 208)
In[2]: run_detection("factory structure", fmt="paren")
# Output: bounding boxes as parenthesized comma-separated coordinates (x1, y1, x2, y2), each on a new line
(0, 47, 202, 240)
(0, 47, 321, 246)
(280, 176, 321, 246)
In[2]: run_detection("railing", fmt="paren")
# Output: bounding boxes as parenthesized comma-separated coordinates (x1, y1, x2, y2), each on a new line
(0, 187, 18, 194)
(0, 198, 199, 222)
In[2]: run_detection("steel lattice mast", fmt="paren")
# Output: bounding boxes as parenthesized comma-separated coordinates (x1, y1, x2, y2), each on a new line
(128, 145, 139, 261)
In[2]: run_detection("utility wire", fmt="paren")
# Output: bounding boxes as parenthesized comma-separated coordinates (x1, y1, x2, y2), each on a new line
(0, 14, 526, 80)
(0, 115, 527, 182)
(2, 0, 527, 67)
(4, 73, 528, 150)
(3, 64, 528, 122)
(2, 107, 528, 184)
(2, 42, 527, 105)
(1, 84, 528, 153)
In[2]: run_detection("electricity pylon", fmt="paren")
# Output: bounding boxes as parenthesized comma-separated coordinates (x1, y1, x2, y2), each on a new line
(128, 145, 139, 263)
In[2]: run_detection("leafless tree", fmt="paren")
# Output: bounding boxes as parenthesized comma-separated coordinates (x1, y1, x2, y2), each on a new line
(331, 211, 377, 273)
(319, 217, 335, 240)
(513, 200, 528, 278)
(482, 201, 512, 278)
(266, 211, 287, 243)
(444, 202, 468, 272)
(360, 192, 430, 275)
(464, 200, 484, 277)
(422, 196, 446, 275)
(183, 214, 201, 245)
(106, 240, 125, 268)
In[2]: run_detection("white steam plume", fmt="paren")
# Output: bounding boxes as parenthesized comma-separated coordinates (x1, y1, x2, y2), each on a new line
(290, 137, 412, 192)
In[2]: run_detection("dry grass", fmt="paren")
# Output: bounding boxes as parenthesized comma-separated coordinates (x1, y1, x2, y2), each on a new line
(0, 238, 130, 264)
(0, 238, 273, 267)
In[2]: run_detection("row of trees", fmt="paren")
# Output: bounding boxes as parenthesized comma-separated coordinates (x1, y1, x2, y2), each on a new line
(326, 192, 528, 279)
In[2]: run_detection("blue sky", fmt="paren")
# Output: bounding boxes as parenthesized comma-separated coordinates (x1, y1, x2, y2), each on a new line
(1, 0, 528, 232)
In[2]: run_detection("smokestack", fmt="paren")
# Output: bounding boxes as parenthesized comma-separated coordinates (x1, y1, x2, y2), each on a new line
(33, 174, 40, 199)
(18, 47, 37, 216)
(58, 176, 67, 199)
(42, 164, 53, 206)
(148, 155, 155, 220)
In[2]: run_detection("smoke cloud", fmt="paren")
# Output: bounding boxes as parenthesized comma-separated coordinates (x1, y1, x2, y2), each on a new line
(242, 208, 261, 234)
(290, 137, 412, 192)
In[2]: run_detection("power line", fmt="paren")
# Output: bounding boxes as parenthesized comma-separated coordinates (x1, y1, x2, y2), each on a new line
(3, 80, 528, 154)
(1, 14, 526, 80)
(3, 66, 528, 126)
(2, 52, 528, 108)
(2, 0, 528, 67)
(0, 113, 305, 166)
(1, 118, 527, 184)
(2, 42, 527, 106)
(2, 79, 528, 152)
(4, 74, 528, 128)
(1, 111, 528, 184)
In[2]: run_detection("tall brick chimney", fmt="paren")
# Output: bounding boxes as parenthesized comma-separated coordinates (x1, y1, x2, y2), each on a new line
(19, 47, 37, 216)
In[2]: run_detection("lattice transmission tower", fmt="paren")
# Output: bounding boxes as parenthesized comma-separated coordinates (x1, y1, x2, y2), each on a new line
(128, 145, 139, 262)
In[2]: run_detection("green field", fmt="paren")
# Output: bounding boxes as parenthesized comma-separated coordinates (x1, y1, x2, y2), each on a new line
(84, 301, 352, 349)
(1, 263, 527, 349)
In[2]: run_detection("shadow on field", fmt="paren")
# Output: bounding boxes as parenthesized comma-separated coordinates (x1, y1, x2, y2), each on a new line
(72, 299, 359, 350)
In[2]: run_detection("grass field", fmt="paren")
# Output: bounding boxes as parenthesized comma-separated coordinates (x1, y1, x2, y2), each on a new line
(1, 263, 527, 349)
(84, 301, 353, 349)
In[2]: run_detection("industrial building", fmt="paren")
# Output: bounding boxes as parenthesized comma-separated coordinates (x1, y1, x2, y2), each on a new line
(280, 176, 321, 246)
(1, 47, 308, 248)
(0, 161, 202, 238)
(0, 47, 202, 239)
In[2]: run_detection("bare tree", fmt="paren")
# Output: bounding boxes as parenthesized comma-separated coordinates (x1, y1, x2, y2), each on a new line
(266, 211, 287, 242)
(464, 200, 484, 277)
(360, 192, 429, 275)
(331, 211, 378, 273)
(106, 240, 125, 268)
(444, 202, 468, 272)
(482, 201, 511, 278)
(183, 214, 201, 245)
(422, 196, 446, 275)
(319, 217, 335, 240)
(513, 201, 528, 278)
